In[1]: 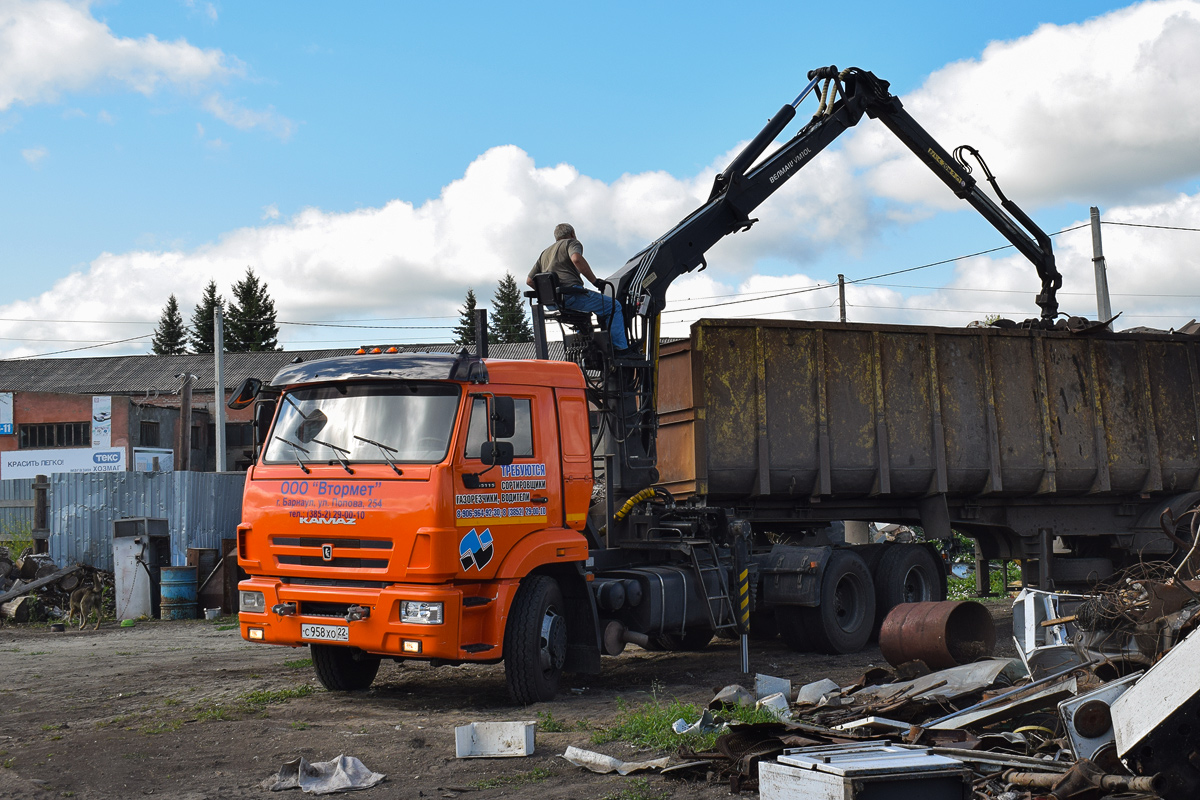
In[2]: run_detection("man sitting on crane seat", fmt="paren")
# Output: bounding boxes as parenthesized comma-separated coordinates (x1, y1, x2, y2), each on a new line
(528, 223, 632, 356)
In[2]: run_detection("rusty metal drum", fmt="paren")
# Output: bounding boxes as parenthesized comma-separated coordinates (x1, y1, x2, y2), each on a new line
(878, 600, 995, 670)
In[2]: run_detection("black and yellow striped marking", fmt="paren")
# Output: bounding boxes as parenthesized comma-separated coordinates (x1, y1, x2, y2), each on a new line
(738, 568, 750, 632)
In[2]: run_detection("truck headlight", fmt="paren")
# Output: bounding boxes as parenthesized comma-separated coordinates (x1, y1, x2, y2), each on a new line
(239, 590, 266, 613)
(401, 601, 444, 625)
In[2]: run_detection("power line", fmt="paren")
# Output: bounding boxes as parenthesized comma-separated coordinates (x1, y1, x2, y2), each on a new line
(860, 282, 1200, 299)
(846, 303, 1194, 319)
(5, 333, 154, 360)
(1103, 221, 1200, 233)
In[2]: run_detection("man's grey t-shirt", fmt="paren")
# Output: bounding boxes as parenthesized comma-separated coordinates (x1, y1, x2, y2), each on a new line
(529, 238, 585, 289)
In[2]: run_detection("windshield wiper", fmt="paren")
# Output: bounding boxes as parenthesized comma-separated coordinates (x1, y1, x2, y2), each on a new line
(275, 436, 311, 475)
(312, 438, 355, 474)
(353, 435, 404, 476)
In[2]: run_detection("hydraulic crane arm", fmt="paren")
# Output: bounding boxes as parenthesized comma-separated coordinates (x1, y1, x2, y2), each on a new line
(608, 66, 1062, 347)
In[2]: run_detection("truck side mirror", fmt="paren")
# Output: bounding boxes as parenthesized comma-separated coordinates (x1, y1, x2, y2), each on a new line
(480, 441, 514, 467)
(228, 378, 262, 410)
(492, 396, 516, 440)
(254, 400, 277, 448)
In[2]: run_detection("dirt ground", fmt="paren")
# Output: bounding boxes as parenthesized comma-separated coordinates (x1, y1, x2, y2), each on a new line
(0, 603, 1014, 800)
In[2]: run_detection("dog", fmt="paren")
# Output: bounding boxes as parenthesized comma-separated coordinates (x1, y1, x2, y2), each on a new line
(67, 575, 102, 630)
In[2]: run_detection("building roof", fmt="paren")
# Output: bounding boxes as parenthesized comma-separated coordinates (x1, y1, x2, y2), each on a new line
(0, 342, 561, 396)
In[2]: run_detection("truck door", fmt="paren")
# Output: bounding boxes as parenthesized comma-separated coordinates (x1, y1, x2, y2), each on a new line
(455, 388, 564, 576)
(556, 389, 593, 531)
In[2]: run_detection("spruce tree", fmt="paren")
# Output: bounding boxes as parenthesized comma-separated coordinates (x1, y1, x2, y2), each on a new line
(151, 294, 188, 355)
(489, 273, 533, 344)
(226, 267, 281, 352)
(189, 280, 224, 354)
(453, 288, 484, 346)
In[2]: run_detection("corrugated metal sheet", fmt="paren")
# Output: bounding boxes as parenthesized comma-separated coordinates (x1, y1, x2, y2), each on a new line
(47, 472, 245, 571)
(0, 478, 35, 536)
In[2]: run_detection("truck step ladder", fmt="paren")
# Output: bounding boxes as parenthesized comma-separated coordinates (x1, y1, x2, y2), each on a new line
(684, 539, 739, 635)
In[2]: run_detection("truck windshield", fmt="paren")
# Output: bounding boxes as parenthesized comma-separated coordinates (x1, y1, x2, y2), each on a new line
(262, 382, 461, 465)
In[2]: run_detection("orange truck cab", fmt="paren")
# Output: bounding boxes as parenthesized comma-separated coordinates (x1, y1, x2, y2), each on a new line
(236, 351, 600, 702)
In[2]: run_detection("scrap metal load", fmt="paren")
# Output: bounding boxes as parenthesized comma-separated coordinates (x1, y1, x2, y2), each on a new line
(656, 318, 1200, 588)
(667, 584, 1200, 800)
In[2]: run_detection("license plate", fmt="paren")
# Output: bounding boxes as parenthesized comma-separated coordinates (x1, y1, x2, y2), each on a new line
(301, 623, 349, 642)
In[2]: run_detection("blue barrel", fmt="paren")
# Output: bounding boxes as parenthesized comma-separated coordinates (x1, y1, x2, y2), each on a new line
(160, 566, 198, 620)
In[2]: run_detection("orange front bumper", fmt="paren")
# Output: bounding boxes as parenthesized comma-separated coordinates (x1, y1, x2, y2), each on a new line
(237, 577, 517, 661)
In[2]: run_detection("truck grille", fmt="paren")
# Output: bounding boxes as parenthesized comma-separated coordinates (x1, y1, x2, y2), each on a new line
(272, 536, 393, 570)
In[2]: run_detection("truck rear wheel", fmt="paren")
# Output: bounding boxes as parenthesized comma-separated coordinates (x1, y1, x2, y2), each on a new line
(504, 575, 567, 705)
(310, 644, 382, 691)
(801, 549, 875, 654)
(874, 544, 944, 625)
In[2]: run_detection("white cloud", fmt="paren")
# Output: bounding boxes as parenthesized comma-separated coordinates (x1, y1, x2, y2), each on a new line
(184, 1, 218, 22)
(202, 93, 294, 141)
(21, 144, 46, 164)
(262, 203, 280, 220)
(0, 144, 868, 357)
(96, 108, 113, 124)
(0, 0, 238, 111)
(845, 0, 1200, 210)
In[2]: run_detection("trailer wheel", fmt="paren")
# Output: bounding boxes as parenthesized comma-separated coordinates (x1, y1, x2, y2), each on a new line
(775, 607, 813, 652)
(504, 575, 567, 705)
(655, 628, 713, 651)
(874, 544, 944, 625)
(310, 644, 382, 691)
(802, 549, 875, 654)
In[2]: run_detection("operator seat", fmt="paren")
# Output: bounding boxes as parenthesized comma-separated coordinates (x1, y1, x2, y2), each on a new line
(531, 273, 596, 333)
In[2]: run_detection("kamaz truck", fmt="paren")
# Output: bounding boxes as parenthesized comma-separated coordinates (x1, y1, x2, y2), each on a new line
(233, 68, 1200, 703)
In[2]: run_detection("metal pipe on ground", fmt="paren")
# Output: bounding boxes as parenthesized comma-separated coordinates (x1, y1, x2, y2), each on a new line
(879, 600, 996, 670)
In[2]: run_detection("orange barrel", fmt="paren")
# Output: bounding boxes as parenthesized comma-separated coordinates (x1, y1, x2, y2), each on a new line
(878, 600, 996, 670)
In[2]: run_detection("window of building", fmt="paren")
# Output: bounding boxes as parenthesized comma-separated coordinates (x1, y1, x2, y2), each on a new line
(464, 397, 533, 458)
(191, 426, 201, 450)
(226, 423, 253, 447)
(140, 421, 160, 448)
(18, 422, 91, 449)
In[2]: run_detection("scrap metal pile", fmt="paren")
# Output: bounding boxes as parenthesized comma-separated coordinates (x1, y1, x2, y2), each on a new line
(661, 565, 1200, 800)
(0, 546, 109, 623)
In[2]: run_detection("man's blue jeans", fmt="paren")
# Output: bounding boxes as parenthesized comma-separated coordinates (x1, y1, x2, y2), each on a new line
(562, 290, 628, 350)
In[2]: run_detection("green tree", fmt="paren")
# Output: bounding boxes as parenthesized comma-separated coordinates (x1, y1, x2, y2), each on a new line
(151, 294, 188, 355)
(453, 288, 491, 346)
(189, 280, 224, 354)
(226, 267, 281, 352)
(489, 273, 533, 344)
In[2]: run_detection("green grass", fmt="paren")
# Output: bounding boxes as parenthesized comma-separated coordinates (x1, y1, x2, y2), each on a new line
(602, 777, 669, 800)
(139, 719, 183, 735)
(193, 685, 315, 723)
(283, 657, 313, 669)
(289, 721, 311, 730)
(536, 710, 568, 732)
(2, 758, 14, 769)
(591, 691, 781, 752)
(468, 767, 552, 789)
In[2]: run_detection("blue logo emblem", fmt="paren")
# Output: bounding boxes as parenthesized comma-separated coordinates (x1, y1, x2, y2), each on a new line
(93, 452, 121, 464)
(459, 528, 494, 571)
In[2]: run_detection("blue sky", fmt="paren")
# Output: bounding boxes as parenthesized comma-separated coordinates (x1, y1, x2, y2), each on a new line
(3, 0, 1200, 356)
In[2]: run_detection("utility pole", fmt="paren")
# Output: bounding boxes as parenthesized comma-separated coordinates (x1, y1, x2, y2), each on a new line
(838, 274, 847, 323)
(473, 308, 489, 358)
(1090, 207, 1113, 328)
(214, 307, 227, 472)
(176, 373, 195, 472)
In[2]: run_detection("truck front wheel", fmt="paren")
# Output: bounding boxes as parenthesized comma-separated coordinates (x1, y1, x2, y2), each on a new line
(310, 644, 382, 691)
(801, 549, 875, 654)
(504, 575, 567, 705)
